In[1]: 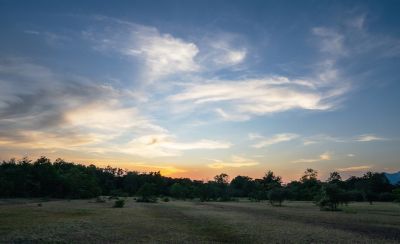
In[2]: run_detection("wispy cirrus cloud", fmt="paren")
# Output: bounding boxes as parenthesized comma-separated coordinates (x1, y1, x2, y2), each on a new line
(355, 134, 388, 142)
(250, 133, 299, 148)
(302, 133, 389, 145)
(302, 134, 346, 145)
(168, 75, 348, 120)
(207, 155, 259, 169)
(197, 33, 247, 69)
(337, 165, 372, 172)
(312, 27, 346, 56)
(292, 151, 332, 163)
(116, 133, 231, 158)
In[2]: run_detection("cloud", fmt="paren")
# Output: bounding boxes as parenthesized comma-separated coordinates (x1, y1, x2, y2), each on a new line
(251, 133, 299, 148)
(207, 155, 259, 169)
(347, 154, 355, 157)
(83, 19, 199, 81)
(337, 165, 372, 172)
(215, 108, 250, 121)
(355, 134, 387, 142)
(302, 134, 346, 145)
(0, 59, 230, 159)
(302, 133, 389, 145)
(197, 34, 247, 68)
(169, 75, 348, 120)
(116, 134, 231, 158)
(312, 27, 346, 56)
(126, 27, 200, 80)
(292, 151, 332, 163)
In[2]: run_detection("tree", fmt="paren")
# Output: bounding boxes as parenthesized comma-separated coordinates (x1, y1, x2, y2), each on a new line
(301, 168, 318, 182)
(136, 183, 157, 202)
(214, 173, 229, 185)
(393, 188, 400, 202)
(170, 183, 190, 200)
(268, 188, 287, 206)
(317, 184, 344, 211)
(230, 176, 254, 197)
(327, 171, 341, 183)
(295, 169, 322, 201)
(261, 171, 282, 190)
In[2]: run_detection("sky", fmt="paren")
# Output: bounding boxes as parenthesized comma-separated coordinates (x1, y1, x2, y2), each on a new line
(0, 0, 400, 182)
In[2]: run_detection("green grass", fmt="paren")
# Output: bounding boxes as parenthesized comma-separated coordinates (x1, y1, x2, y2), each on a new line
(0, 198, 399, 243)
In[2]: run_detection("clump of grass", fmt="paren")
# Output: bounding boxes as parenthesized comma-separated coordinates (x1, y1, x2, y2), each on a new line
(343, 208, 357, 214)
(136, 196, 157, 203)
(96, 196, 106, 203)
(37, 203, 42, 207)
(162, 197, 170, 202)
(113, 199, 125, 208)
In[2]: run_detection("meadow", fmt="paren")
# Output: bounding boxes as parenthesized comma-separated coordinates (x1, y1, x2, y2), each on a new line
(1, 198, 399, 243)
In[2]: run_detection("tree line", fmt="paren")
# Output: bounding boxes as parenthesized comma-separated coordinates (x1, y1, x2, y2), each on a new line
(1, 157, 399, 209)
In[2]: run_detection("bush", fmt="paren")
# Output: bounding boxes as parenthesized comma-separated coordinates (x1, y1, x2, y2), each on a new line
(378, 192, 394, 202)
(347, 190, 364, 202)
(268, 188, 287, 206)
(109, 189, 129, 198)
(162, 197, 170, 202)
(96, 196, 106, 203)
(136, 196, 157, 203)
(136, 183, 158, 203)
(392, 188, 400, 202)
(248, 190, 268, 201)
(113, 199, 125, 208)
(317, 184, 343, 211)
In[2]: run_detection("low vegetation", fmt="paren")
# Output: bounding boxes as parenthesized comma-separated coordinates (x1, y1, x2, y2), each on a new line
(113, 199, 125, 208)
(0, 199, 399, 243)
(0, 157, 399, 212)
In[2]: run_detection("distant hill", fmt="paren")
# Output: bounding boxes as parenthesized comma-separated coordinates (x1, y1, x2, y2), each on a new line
(384, 172, 400, 185)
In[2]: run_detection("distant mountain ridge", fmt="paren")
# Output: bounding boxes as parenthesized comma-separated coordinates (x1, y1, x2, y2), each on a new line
(384, 171, 400, 185)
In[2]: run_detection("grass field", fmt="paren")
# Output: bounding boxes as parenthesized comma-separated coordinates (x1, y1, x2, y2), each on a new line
(1, 198, 399, 243)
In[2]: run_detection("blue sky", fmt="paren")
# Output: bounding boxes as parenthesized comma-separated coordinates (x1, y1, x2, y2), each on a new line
(0, 0, 399, 181)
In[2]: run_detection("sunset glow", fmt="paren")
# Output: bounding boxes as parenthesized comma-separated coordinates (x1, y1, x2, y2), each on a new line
(1, 1, 399, 182)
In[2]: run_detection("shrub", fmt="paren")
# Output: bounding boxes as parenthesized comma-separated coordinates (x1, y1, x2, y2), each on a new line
(347, 190, 364, 202)
(378, 192, 394, 202)
(248, 190, 268, 201)
(162, 197, 170, 202)
(392, 188, 400, 202)
(113, 199, 125, 208)
(136, 196, 157, 203)
(136, 183, 158, 203)
(109, 189, 129, 198)
(317, 184, 343, 211)
(268, 188, 287, 206)
(96, 196, 106, 203)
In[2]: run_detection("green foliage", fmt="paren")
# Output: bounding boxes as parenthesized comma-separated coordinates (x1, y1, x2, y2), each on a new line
(317, 184, 345, 211)
(113, 199, 125, 208)
(162, 197, 170, 202)
(378, 192, 394, 202)
(248, 189, 268, 201)
(262, 171, 282, 190)
(0, 157, 397, 207)
(392, 188, 400, 202)
(96, 196, 106, 203)
(230, 175, 254, 197)
(136, 183, 158, 203)
(268, 188, 287, 206)
(170, 183, 190, 200)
